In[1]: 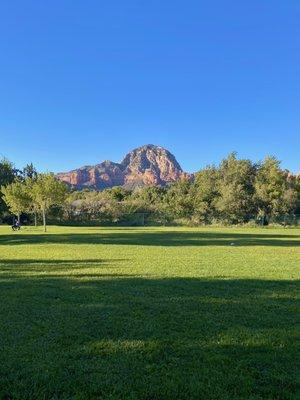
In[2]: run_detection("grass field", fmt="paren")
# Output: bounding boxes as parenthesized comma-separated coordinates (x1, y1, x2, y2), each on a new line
(0, 226, 299, 400)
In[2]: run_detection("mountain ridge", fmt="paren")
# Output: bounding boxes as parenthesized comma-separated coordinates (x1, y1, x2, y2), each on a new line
(56, 144, 190, 190)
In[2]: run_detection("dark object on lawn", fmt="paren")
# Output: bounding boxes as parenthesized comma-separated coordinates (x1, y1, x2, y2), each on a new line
(11, 222, 21, 231)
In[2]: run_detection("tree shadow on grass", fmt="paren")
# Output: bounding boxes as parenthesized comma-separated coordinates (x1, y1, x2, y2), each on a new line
(0, 229, 299, 247)
(0, 258, 131, 280)
(0, 269, 299, 399)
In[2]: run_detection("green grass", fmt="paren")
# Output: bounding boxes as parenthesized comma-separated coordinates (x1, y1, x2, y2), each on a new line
(0, 226, 299, 400)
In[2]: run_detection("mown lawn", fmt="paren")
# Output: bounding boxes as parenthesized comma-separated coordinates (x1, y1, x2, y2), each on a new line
(0, 226, 299, 400)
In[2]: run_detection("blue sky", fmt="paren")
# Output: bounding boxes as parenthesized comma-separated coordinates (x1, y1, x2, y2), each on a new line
(0, 0, 299, 173)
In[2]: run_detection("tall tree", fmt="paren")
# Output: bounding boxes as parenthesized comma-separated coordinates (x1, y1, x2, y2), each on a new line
(0, 158, 16, 217)
(254, 157, 298, 219)
(24, 177, 39, 226)
(1, 179, 32, 223)
(164, 179, 194, 218)
(293, 175, 300, 214)
(193, 166, 219, 223)
(22, 163, 38, 180)
(133, 186, 166, 204)
(22, 164, 39, 225)
(31, 173, 68, 232)
(106, 187, 132, 202)
(215, 153, 256, 223)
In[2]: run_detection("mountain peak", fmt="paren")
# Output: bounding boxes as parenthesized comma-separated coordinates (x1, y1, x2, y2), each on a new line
(57, 144, 187, 190)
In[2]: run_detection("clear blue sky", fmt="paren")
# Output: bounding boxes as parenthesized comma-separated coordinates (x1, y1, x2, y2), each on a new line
(0, 0, 299, 173)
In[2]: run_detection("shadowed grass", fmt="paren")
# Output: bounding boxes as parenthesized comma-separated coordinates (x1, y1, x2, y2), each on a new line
(0, 228, 300, 247)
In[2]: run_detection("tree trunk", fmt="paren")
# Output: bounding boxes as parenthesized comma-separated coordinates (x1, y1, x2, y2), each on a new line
(34, 212, 37, 227)
(42, 209, 47, 232)
(17, 213, 20, 223)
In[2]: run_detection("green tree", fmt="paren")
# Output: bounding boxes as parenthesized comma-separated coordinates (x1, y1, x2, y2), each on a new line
(31, 173, 68, 231)
(1, 179, 32, 223)
(22, 164, 39, 225)
(22, 163, 38, 180)
(133, 186, 166, 204)
(215, 153, 256, 223)
(106, 187, 132, 202)
(254, 157, 298, 219)
(294, 175, 300, 214)
(193, 166, 219, 223)
(0, 158, 16, 217)
(164, 179, 194, 218)
(24, 177, 39, 226)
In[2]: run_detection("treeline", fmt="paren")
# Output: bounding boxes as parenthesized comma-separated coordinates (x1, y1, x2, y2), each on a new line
(0, 160, 67, 231)
(1, 153, 300, 227)
(63, 153, 300, 225)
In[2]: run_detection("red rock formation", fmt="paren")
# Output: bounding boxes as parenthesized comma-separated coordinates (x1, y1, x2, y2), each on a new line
(56, 144, 190, 190)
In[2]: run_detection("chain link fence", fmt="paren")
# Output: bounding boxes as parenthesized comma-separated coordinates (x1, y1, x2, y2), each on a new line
(3, 211, 300, 227)
(61, 212, 300, 227)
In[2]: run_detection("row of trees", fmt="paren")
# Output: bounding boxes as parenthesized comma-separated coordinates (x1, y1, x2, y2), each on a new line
(0, 160, 67, 231)
(191, 154, 299, 224)
(1, 154, 300, 227)
(62, 154, 300, 225)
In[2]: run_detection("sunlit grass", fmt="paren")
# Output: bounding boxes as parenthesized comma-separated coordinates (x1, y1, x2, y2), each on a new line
(0, 225, 299, 399)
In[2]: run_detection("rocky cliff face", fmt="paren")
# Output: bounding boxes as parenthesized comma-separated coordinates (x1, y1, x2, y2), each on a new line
(57, 145, 189, 189)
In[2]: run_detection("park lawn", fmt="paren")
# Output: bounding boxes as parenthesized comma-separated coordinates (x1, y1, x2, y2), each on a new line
(0, 226, 299, 400)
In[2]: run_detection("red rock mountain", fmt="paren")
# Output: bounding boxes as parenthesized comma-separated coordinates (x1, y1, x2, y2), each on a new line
(57, 145, 189, 190)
